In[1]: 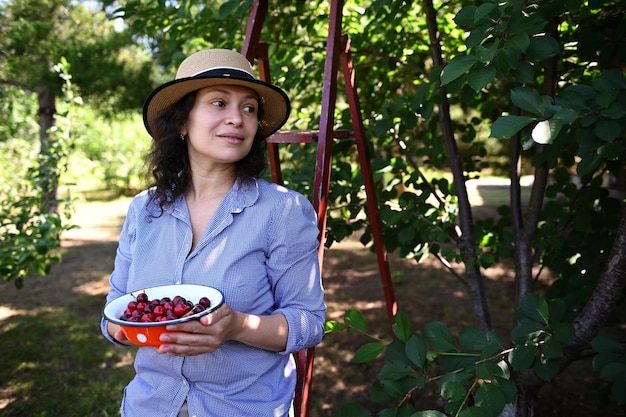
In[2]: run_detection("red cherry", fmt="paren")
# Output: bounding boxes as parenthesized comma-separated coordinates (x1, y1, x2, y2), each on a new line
(153, 305, 165, 316)
(173, 303, 188, 317)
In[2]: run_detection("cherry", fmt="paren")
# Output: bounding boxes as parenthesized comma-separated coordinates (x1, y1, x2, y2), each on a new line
(173, 303, 188, 317)
(119, 293, 211, 323)
(153, 305, 165, 316)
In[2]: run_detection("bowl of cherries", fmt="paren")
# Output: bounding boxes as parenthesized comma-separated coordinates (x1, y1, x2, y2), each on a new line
(103, 284, 224, 347)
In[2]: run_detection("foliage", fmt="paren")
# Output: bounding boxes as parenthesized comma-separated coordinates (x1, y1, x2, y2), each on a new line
(0, 0, 155, 113)
(328, 297, 625, 417)
(68, 111, 150, 196)
(0, 59, 78, 288)
(324, 0, 626, 415)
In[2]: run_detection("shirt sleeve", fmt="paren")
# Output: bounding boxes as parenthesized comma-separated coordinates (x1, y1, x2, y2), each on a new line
(265, 190, 326, 354)
(100, 197, 139, 347)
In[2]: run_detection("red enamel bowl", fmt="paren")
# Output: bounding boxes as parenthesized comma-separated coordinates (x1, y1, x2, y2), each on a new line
(103, 284, 224, 347)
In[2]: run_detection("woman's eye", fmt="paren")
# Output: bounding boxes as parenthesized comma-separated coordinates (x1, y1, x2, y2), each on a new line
(211, 100, 225, 107)
(243, 105, 256, 114)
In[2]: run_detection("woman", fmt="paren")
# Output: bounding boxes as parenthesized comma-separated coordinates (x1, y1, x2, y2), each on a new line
(101, 49, 326, 417)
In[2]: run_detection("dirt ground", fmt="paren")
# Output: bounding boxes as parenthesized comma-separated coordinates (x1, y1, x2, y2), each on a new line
(1, 193, 624, 416)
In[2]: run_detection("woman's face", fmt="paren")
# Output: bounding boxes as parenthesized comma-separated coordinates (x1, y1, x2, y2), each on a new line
(182, 84, 259, 168)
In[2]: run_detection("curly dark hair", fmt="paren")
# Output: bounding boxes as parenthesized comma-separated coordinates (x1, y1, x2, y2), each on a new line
(145, 91, 267, 217)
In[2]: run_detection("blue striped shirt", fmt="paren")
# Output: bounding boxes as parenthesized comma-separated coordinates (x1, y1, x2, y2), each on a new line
(100, 177, 326, 417)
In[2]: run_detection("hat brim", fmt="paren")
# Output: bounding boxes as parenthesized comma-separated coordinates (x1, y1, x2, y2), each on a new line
(143, 74, 290, 140)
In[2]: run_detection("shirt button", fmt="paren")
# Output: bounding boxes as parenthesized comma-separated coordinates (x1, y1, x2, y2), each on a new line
(182, 378, 188, 385)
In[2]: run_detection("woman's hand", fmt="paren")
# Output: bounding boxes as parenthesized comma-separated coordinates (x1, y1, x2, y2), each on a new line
(107, 322, 133, 346)
(155, 304, 288, 356)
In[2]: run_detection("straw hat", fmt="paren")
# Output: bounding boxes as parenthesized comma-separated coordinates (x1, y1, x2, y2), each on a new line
(143, 49, 290, 139)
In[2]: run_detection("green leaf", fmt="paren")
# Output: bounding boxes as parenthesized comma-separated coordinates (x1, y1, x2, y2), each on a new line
(593, 352, 624, 372)
(526, 35, 560, 60)
(393, 310, 412, 341)
(324, 320, 346, 333)
(594, 120, 621, 142)
(601, 102, 626, 119)
(475, 381, 507, 416)
(353, 342, 384, 363)
(612, 379, 626, 406)
(481, 332, 503, 358)
(379, 360, 415, 380)
(511, 87, 545, 115)
(406, 335, 428, 369)
(441, 55, 477, 86)
(531, 119, 563, 145)
(474, 43, 498, 63)
(218, 0, 240, 19)
(540, 337, 564, 359)
(576, 152, 603, 177)
(459, 406, 489, 417)
(553, 107, 579, 124)
(597, 141, 626, 159)
(476, 360, 501, 381)
(412, 411, 449, 417)
(600, 363, 626, 382)
(505, 32, 531, 53)
(468, 65, 496, 92)
(425, 322, 456, 352)
(440, 380, 467, 401)
(474, 3, 497, 23)
(510, 322, 545, 345)
(592, 334, 622, 353)
(534, 357, 559, 381)
(519, 293, 549, 325)
(344, 309, 366, 332)
(490, 115, 535, 139)
(459, 327, 487, 350)
(398, 226, 416, 245)
(379, 378, 405, 397)
(552, 322, 575, 343)
(454, 6, 477, 27)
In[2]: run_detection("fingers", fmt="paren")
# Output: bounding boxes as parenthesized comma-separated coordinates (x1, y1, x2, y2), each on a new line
(154, 305, 234, 356)
(156, 331, 220, 356)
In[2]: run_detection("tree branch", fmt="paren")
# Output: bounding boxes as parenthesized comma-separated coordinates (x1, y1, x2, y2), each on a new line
(570, 202, 626, 348)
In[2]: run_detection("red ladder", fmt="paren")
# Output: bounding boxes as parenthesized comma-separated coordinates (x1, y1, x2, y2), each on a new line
(241, 1, 398, 415)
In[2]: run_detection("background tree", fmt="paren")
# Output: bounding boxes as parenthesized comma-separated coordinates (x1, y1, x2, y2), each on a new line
(0, 0, 153, 212)
(0, 0, 153, 286)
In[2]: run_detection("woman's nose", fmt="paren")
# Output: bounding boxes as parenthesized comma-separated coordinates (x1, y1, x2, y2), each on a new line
(225, 107, 243, 126)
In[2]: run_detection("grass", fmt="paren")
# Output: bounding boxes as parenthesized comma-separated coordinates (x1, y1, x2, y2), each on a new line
(0, 294, 136, 417)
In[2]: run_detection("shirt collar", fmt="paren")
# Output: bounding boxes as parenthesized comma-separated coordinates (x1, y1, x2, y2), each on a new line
(169, 176, 259, 218)
(230, 177, 259, 213)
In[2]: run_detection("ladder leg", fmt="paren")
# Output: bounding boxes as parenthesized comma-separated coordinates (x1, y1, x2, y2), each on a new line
(340, 35, 398, 330)
(297, 1, 344, 416)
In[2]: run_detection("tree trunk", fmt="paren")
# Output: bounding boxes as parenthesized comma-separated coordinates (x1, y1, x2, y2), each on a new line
(37, 86, 58, 214)
(570, 202, 626, 347)
(423, 0, 491, 333)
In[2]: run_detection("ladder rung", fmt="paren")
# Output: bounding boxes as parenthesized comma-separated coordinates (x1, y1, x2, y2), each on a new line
(266, 129, 353, 143)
